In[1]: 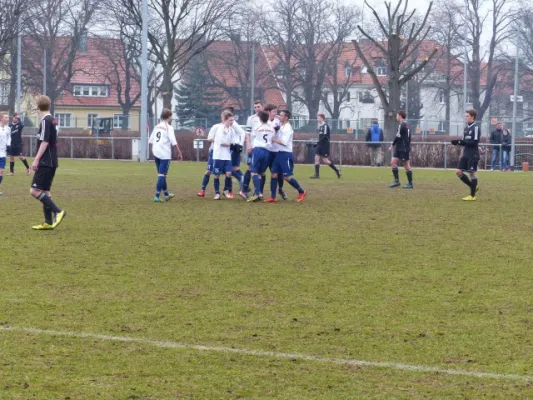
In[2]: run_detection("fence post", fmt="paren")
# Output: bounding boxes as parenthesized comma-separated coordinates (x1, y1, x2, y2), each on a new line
(444, 142, 448, 169)
(70, 137, 74, 159)
(30, 136, 33, 157)
(500, 143, 503, 171)
(196, 145, 199, 162)
(111, 137, 115, 160)
(339, 142, 343, 167)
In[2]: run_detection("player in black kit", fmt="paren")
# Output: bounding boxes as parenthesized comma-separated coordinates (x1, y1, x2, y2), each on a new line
(452, 109, 480, 201)
(30, 96, 66, 230)
(388, 110, 413, 189)
(8, 112, 31, 175)
(310, 113, 341, 179)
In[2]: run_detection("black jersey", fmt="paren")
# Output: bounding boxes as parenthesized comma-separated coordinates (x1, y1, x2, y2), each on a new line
(36, 115, 59, 168)
(392, 121, 410, 152)
(461, 122, 480, 158)
(9, 121, 23, 146)
(317, 123, 331, 146)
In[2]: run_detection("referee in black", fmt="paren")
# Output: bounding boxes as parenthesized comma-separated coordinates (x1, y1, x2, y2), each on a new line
(8, 112, 31, 175)
(452, 109, 480, 201)
(310, 113, 341, 179)
(388, 110, 413, 188)
(30, 95, 66, 230)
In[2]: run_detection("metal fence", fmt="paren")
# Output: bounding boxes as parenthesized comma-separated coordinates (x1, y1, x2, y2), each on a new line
(16, 114, 533, 139)
(21, 135, 533, 170)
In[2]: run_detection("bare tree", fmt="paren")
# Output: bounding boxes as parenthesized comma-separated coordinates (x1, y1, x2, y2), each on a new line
(428, 0, 463, 131)
(260, 0, 300, 112)
(352, 0, 439, 140)
(292, 0, 359, 119)
(0, 0, 36, 114)
(22, 0, 100, 112)
(321, 43, 358, 120)
(98, 1, 143, 129)
(205, 9, 273, 115)
(458, 0, 516, 120)
(117, 0, 239, 110)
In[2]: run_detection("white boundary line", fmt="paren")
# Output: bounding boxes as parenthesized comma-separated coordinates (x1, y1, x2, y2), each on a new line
(1, 326, 531, 382)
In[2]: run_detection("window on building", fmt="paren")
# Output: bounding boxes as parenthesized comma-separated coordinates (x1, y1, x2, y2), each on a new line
(56, 113, 72, 128)
(87, 113, 99, 128)
(439, 90, 445, 104)
(344, 63, 352, 78)
(0, 81, 8, 105)
(73, 85, 109, 97)
(114, 114, 129, 129)
(346, 91, 351, 102)
(359, 91, 374, 103)
(438, 120, 447, 131)
(375, 60, 387, 76)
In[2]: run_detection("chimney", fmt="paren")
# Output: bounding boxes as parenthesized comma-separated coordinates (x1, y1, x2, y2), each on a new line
(79, 30, 88, 53)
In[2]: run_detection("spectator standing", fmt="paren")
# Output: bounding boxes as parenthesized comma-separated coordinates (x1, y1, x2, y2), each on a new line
(501, 128, 512, 171)
(366, 120, 384, 166)
(490, 122, 503, 170)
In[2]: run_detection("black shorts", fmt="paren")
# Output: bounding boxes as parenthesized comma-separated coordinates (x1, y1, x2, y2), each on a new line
(393, 150, 410, 161)
(8, 145, 23, 156)
(458, 156, 479, 172)
(315, 144, 330, 158)
(31, 167, 56, 191)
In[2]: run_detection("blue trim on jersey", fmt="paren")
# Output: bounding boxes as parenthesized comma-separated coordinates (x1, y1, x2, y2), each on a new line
(231, 150, 241, 167)
(272, 152, 294, 177)
(213, 159, 232, 175)
(251, 148, 270, 174)
(154, 157, 170, 175)
(206, 149, 214, 172)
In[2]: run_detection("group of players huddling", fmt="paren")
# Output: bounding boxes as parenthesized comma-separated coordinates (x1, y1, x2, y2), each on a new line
(195, 101, 311, 202)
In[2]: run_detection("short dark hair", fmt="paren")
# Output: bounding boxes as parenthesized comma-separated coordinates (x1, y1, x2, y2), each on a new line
(466, 109, 477, 120)
(223, 106, 235, 113)
(254, 100, 264, 106)
(37, 95, 51, 112)
(397, 110, 406, 119)
(258, 110, 269, 123)
(264, 103, 277, 112)
(317, 113, 326, 120)
(279, 109, 291, 119)
(160, 108, 173, 120)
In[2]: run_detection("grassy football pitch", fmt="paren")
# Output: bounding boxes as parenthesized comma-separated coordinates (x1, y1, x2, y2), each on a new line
(1, 160, 532, 399)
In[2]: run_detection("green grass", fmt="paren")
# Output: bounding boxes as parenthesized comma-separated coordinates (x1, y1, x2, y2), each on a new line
(1, 160, 533, 399)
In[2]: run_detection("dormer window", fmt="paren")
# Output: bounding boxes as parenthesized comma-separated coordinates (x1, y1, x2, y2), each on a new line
(375, 60, 387, 76)
(344, 62, 352, 78)
(73, 85, 109, 97)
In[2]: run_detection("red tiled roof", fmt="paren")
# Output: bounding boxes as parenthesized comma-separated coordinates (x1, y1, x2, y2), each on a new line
(24, 37, 140, 109)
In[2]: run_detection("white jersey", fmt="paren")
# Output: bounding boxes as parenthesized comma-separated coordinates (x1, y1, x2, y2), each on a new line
(232, 121, 245, 146)
(277, 123, 294, 153)
(268, 118, 282, 152)
(252, 123, 275, 149)
(149, 122, 176, 160)
(0, 125, 11, 158)
(207, 124, 217, 151)
(246, 114, 262, 148)
(212, 123, 233, 160)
